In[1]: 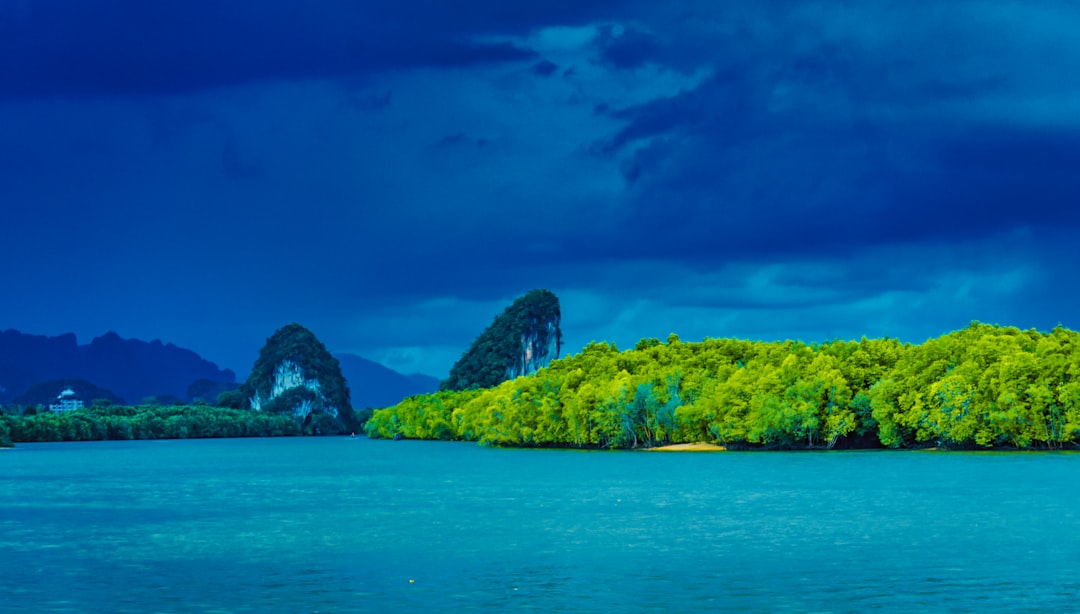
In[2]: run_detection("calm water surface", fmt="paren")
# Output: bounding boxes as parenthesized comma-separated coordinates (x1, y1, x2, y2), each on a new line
(2, 437, 1079, 612)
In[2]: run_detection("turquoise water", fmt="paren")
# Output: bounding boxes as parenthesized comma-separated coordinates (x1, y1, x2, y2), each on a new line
(2, 438, 1079, 612)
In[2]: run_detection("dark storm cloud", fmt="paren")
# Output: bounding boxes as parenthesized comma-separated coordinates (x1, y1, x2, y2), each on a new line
(432, 133, 490, 150)
(532, 60, 559, 77)
(221, 141, 261, 180)
(340, 89, 392, 111)
(601, 95, 1080, 264)
(1, 0, 578, 98)
(6, 1, 1080, 377)
(595, 24, 663, 70)
(596, 83, 717, 156)
(921, 128, 1080, 225)
(570, 4, 1080, 268)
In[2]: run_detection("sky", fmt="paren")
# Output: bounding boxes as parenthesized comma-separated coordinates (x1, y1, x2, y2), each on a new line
(3, 1, 1080, 380)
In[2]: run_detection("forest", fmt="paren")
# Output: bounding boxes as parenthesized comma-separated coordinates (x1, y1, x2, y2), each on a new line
(365, 322, 1080, 450)
(0, 403, 304, 443)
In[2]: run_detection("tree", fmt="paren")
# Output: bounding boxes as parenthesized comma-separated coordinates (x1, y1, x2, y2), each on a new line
(365, 323, 1080, 451)
(0, 416, 12, 447)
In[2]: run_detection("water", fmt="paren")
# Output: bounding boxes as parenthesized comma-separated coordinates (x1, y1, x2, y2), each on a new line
(2, 438, 1079, 612)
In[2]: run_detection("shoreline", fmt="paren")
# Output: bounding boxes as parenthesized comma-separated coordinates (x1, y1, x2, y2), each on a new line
(645, 442, 726, 452)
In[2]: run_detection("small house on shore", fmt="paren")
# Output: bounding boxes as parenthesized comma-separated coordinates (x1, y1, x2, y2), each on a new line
(49, 387, 84, 412)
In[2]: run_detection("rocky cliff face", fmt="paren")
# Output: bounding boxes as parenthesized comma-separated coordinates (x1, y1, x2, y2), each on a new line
(509, 315, 562, 380)
(442, 289, 563, 392)
(241, 324, 350, 428)
(250, 359, 329, 420)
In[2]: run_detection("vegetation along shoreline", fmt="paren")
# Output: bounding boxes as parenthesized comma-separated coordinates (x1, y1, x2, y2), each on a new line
(366, 322, 1080, 451)
(6, 322, 1080, 452)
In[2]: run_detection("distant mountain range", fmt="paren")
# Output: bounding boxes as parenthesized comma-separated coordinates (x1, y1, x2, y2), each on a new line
(334, 353, 440, 409)
(0, 328, 439, 410)
(0, 329, 236, 405)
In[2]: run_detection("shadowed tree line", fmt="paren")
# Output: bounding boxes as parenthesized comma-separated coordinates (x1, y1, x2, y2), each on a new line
(0, 404, 302, 443)
(367, 322, 1080, 450)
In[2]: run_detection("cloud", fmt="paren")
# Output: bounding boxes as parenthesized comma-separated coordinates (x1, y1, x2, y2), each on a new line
(532, 60, 559, 76)
(432, 132, 491, 149)
(0, 0, 547, 99)
(221, 140, 261, 179)
(595, 23, 662, 70)
(549, 229, 1061, 356)
(7, 1, 1080, 379)
(339, 89, 393, 111)
(566, 2, 1080, 269)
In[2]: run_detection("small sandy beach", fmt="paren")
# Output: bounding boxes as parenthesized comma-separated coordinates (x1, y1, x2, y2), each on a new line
(646, 442, 726, 452)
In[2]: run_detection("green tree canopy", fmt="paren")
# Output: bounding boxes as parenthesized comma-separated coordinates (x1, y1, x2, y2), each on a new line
(370, 322, 1080, 451)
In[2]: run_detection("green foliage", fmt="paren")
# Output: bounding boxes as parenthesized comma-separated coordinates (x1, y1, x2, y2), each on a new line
(216, 389, 245, 409)
(369, 323, 1080, 450)
(0, 415, 12, 447)
(442, 289, 563, 392)
(347, 407, 375, 432)
(5, 404, 301, 443)
(867, 322, 1080, 449)
(239, 323, 351, 430)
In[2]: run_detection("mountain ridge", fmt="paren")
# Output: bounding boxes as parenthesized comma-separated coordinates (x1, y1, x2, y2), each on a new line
(0, 328, 441, 412)
(0, 329, 235, 404)
(334, 353, 440, 409)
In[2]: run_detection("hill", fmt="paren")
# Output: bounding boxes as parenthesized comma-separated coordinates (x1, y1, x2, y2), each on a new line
(334, 353, 439, 409)
(236, 323, 350, 434)
(13, 379, 125, 407)
(0, 329, 236, 405)
(441, 289, 562, 391)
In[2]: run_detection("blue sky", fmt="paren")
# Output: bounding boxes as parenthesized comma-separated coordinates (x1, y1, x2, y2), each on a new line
(3, 1, 1079, 378)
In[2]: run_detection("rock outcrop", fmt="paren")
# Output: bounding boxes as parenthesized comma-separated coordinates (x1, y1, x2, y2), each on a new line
(441, 289, 563, 392)
(240, 324, 350, 430)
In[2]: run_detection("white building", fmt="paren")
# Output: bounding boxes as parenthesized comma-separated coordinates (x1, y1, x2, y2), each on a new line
(49, 387, 84, 412)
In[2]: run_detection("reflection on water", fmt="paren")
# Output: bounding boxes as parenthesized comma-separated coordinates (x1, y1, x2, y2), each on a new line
(2, 439, 1080, 611)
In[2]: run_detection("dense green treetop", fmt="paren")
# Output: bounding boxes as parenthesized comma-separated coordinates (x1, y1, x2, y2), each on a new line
(442, 289, 563, 392)
(369, 322, 1080, 450)
(0, 417, 11, 447)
